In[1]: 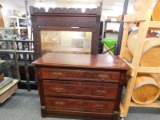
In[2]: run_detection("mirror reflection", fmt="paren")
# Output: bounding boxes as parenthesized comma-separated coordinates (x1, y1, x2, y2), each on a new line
(40, 31, 92, 54)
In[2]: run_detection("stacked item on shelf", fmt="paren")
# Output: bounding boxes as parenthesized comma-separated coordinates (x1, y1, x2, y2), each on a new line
(0, 74, 13, 89)
(0, 61, 18, 103)
(0, 77, 18, 103)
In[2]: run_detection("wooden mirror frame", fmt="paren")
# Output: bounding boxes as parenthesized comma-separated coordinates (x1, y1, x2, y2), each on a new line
(30, 4, 102, 59)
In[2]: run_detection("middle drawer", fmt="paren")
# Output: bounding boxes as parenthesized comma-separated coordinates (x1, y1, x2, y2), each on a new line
(43, 80, 118, 100)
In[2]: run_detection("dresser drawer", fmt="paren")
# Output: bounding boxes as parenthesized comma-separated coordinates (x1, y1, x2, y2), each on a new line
(41, 68, 120, 82)
(43, 80, 118, 100)
(45, 97, 115, 113)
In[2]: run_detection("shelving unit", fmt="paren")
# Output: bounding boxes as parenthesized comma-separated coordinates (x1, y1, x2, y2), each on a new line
(0, 28, 35, 91)
(0, 39, 35, 91)
(8, 16, 31, 39)
(119, 9, 160, 119)
(103, 18, 121, 55)
(0, 49, 19, 103)
(103, 21, 120, 38)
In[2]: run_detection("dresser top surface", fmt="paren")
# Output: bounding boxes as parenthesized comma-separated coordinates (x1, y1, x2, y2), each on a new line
(32, 53, 130, 70)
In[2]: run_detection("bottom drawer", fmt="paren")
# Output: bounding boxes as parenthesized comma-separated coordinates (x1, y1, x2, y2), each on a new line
(42, 109, 117, 120)
(45, 97, 115, 113)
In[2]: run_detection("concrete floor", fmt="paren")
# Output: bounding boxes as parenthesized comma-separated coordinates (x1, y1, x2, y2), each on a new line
(0, 89, 160, 120)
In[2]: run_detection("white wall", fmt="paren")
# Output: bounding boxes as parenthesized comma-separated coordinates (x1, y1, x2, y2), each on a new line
(0, 2, 25, 27)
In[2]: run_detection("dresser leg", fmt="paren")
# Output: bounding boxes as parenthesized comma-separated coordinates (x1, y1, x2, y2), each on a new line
(113, 111, 118, 120)
(41, 109, 46, 118)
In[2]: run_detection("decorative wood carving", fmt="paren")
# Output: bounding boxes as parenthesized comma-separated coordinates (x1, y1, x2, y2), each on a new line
(30, 7, 101, 15)
(30, 5, 102, 59)
(35, 17, 96, 27)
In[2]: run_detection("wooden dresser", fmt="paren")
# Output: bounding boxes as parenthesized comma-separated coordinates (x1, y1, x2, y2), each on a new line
(32, 53, 129, 120)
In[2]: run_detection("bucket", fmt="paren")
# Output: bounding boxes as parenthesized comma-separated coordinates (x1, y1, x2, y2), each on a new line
(127, 30, 160, 67)
(103, 38, 118, 54)
(132, 75, 160, 104)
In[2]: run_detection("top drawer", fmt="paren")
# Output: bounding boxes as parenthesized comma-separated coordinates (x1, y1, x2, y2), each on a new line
(40, 68, 120, 82)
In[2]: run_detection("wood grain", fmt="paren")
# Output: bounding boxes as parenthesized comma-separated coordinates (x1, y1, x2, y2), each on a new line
(152, 0, 160, 21)
(33, 53, 129, 120)
(32, 53, 130, 70)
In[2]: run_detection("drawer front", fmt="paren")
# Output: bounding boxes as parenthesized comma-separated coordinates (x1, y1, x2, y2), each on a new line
(45, 97, 115, 113)
(41, 68, 120, 82)
(43, 81, 118, 100)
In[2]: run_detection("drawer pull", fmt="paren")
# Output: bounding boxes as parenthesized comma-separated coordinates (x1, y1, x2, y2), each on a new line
(99, 74, 108, 80)
(96, 90, 105, 95)
(55, 88, 63, 93)
(53, 72, 62, 77)
(55, 101, 64, 106)
(96, 104, 104, 110)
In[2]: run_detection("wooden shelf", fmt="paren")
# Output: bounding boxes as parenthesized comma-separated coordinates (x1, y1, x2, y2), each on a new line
(138, 67, 160, 74)
(124, 10, 152, 22)
(130, 101, 160, 108)
(120, 8, 160, 118)
(149, 21, 160, 30)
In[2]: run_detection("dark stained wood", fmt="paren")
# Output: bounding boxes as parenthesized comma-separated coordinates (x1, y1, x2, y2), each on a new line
(33, 53, 130, 120)
(32, 53, 130, 70)
(40, 67, 121, 83)
(30, 5, 102, 58)
(43, 80, 118, 100)
(30, 6, 101, 15)
(45, 97, 115, 112)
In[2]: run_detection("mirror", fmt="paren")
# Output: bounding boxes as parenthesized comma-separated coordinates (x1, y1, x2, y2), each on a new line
(40, 31, 92, 54)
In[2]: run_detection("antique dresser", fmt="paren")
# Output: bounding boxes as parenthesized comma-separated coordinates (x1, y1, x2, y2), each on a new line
(32, 53, 129, 120)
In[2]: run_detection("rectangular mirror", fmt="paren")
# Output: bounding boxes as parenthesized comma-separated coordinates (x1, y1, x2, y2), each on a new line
(40, 31, 92, 54)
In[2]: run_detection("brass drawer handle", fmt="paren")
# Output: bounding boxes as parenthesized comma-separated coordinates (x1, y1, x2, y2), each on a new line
(55, 101, 64, 106)
(55, 88, 63, 93)
(96, 90, 105, 95)
(53, 72, 62, 77)
(96, 104, 104, 110)
(98, 74, 108, 80)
